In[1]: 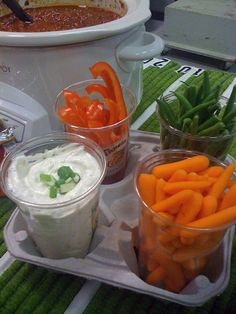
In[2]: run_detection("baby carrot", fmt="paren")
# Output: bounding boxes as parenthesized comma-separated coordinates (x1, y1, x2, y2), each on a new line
(168, 169, 187, 182)
(186, 172, 208, 181)
(145, 266, 166, 285)
(164, 277, 182, 293)
(227, 179, 236, 188)
(152, 155, 209, 180)
(153, 212, 174, 228)
(185, 205, 236, 229)
(175, 192, 203, 224)
(163, 181, 211, 194)
(153, 251, 186, 291)
(172, 246, 208, 263)
(151, 190, 193, 213)
(200, 166, 224, 177)
(209, 164, 236, 199)
(155, 178, 166, 202)
(138, 174, 156, 206)
(146, 257, 159, 272)
(183, 268, 199, 281)
(198, 195, 218, 218)
(219, 185, 236, 211)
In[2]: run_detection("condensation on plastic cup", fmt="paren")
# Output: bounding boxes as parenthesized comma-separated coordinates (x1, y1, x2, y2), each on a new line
(0, 132, 106, 259)
(55, 79, 136, 184)
(134, 149, 236, 293)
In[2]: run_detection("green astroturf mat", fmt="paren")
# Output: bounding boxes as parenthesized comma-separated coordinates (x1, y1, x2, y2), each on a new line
(0, 59, 235, 313)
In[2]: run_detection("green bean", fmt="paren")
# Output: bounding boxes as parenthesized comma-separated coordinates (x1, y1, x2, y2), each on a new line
(182, 118, 192, 133)
(196, 72, 210, 104)
(222, 107, 236, 124)
(198, 122, 225, 136)
(156, 98, 178, 128)
(198, 116, 220, 132)
(223, 85, 236, 118)
(190, 115, 199, 134)
(185, 85, 197, 106)
(180, 99, 215, 121)
(173, 91, 192, 111)
(204, 84, 221, 102)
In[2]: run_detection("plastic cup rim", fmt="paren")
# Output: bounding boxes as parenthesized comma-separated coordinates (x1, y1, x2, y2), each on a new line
(133, 148, 235, 233)
(0, 131, 107, 210)
(54, 79, 136, 132)
(156, 98, 236, 142)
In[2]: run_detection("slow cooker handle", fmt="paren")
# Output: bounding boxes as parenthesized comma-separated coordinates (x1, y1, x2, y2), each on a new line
(116, 31, 164, 66)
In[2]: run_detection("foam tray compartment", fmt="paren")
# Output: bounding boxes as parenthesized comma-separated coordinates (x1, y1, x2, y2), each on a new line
(3, 131, 235, 306)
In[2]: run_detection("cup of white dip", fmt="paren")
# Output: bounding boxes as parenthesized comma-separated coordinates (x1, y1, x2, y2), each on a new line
(0, 132, 106, 259)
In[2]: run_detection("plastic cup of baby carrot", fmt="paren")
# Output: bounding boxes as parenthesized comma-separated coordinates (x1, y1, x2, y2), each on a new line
(134, 150, 236, 293)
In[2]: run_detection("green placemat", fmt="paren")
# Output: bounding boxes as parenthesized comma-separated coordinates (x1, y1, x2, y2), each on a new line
(0, 261, 85, 314)
(0, 198, 15, 257)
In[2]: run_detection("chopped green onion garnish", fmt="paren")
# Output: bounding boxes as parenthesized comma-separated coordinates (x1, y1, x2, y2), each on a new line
(59, 181, 76, 194)
(57, 166, 74, 180)
(40, 166, 80, 198)
(55, 178, 66, 188)
(40, 174, 56, 187)
(49, 186, 58, 198)
(73, 174, 81, 183)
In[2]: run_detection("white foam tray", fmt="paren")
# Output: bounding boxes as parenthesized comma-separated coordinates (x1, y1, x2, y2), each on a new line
(3, 131, 236, 307)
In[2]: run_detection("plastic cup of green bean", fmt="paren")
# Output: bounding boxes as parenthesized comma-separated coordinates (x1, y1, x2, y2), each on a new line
(156, 78, 236, 161)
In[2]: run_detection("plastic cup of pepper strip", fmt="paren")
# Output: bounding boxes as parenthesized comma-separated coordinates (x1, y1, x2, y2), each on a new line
(133, 149, 236, 293)
(156, 94, 236, 161)
(55, 78, 136, 184)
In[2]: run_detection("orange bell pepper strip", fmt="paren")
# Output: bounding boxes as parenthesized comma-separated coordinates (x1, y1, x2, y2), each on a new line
(85, 83, 109, 99)
(89, 62, 127, 120)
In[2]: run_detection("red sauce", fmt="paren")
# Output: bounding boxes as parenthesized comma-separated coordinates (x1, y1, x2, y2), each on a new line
(0, 5, 121, 32)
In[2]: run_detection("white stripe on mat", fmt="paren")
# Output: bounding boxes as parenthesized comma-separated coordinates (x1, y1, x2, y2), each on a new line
(131, 67, 201, 130)
(64, 280, 101, 314)
(222, 77, 236, 99)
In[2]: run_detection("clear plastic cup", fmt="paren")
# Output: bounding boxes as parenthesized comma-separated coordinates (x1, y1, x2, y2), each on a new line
(134, 150, 235, 293)
(55, 79, 136, 184)
(156, 98, 236, 161)
(0, 132, 106, 259)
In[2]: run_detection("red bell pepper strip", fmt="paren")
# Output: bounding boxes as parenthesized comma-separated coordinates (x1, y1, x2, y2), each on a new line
(89, 62, 127, 120)
(63, 90, 81, 111)
(85, 83, 109, 99)
(58, 107, 87, 127)
(104, 98, 118, 125)
(86, 100, 107, 125)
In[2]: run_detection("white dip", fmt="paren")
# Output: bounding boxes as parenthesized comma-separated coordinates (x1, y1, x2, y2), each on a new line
(7, 143, 102, 259)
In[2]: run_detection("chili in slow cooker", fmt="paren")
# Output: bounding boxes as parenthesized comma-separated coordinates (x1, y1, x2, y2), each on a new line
(0, 5, 121, 32)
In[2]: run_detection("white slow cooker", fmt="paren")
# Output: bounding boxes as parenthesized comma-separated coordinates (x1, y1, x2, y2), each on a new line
(0, 0, 164, 131)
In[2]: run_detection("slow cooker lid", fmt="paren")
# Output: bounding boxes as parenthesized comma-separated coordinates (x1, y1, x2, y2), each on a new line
(0, 0, 151, 47)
